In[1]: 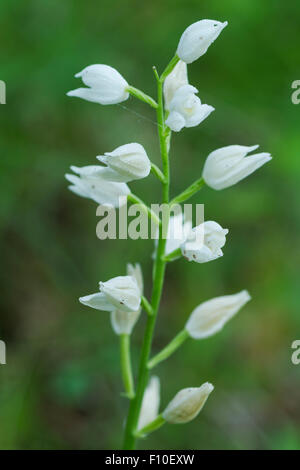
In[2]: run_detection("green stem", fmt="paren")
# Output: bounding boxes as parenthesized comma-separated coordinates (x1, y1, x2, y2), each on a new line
(122, 62, 171, 450)
(170, 177, 205, 207)
(134, 414, 165, 438)
(128, 193, 161, 226)
(160, 54, 180, 82)
(151, 163, 166, 183)
(127, 86, 158, 109)
(163, 247, 182, 263)
(120, 334, 135, 399)
(141, 296, 153, 316)
(148, 329, 189, 369)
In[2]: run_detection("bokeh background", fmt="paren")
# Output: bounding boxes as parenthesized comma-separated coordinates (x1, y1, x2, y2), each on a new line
(0, 0, 299, 450)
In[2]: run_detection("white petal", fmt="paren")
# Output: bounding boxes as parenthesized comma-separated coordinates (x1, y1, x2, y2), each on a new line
(126, 263, 143, 294)
(71, 164, 124, 183)
(165, 111, 185, 132)
(79, 292, 115, 311)
(152, 213, 192, 259)
(177, 20, 228, 63)
(166, 85, 214, 131)
(67, 88, 108, 104)
(66, 168, 130, 207)
(185, 290, 251, 339)
(97, 143, 151, 182)
(69, 64, 129, 105)
(202, 144, 272, 190)
(104, 143, 145, 158)
(76, 64, 128, 89)
(181, 221, 228, 263)
(162, 383, 214, 423)
(87, 178, 130, 207)
(163, 60, 188, 109)
(182, 244, 222, 263)
(100, 275, 141, 312)
(68, 184, 90, 199)
(205, 145, 260, 164)
(65, 173, 91, 198)
(215, 152, 272, 189)
(185, 104, 215, 127)
(138, 377, 161, 431)
(70, 165, 106, 177)
(110, 308, 141, 335)
(169, 84, 199, 107)
(166, 213, 192, 255)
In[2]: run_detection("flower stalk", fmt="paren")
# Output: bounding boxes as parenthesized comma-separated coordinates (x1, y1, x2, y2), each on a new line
(120, 334, 135, 399)
(163, 247, 182, 262)
(148, 329, 189, 369)
(141, 296, 153, 316)
(160, 55, 180, 82)
(122, 57, 174, 450)
(151, 162, 166, 184)
(127, 86, 158, 109)
(127, 193, 160, 226)
(134, 414, 165, 438)
(170, 176, 205, 206)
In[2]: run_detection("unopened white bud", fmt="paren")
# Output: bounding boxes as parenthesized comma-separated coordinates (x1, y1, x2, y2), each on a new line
(185, 290, 251, 339)
(162, 383, 214, 424)
(126, 263, 143, 294)
(97, 143, 151, 182)
(177, 20, 228, 64)
(202, 145, 272, 190)
(67, 64, 129, 105)
(138, 376, 161, 431)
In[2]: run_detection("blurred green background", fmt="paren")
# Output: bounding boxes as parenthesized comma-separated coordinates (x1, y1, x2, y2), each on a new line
(0, 0, 299, 450)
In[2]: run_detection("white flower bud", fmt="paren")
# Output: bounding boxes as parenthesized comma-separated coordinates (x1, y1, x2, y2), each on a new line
(67, 64, 129, 105)
(110, 263, 143, 335)
(162, 383, 214, 424)
(165, 85, 214, 132)
(79, 275, 141, 314)
(110, 309, 140, 335)
(97, 143, 151, 182)
(138, 376, 160, 431)
(166, 213, 192, 256)
(153, 213, 192, 259)
(177, 20, 228, 64)
(185, 290, 251, 339)
(100, 276, 141, 312)
(181, 221, 228, 263)
(65, 165, 130, 208)
(163, 60, 188, 110)
(126, 263, 143, 294)
(202, 145, 272, 190)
